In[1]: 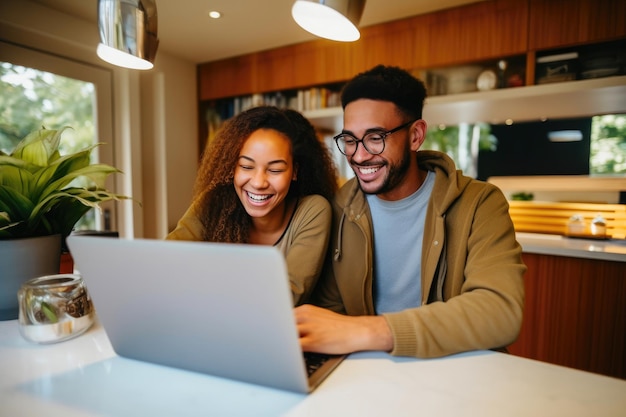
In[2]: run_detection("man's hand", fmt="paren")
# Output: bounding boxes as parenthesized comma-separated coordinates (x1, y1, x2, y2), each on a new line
(294, 304, 394, 354)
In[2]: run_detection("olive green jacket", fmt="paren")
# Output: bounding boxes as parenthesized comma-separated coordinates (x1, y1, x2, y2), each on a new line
(312, 150, 526, 358)
(167, 194, 332, 306)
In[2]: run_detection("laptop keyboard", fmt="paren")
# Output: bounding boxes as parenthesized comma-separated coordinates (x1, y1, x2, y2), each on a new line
(303, 352, 332, 377)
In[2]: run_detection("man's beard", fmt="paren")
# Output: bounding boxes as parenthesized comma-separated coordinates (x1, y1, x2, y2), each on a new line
(357, 143, 412, 195)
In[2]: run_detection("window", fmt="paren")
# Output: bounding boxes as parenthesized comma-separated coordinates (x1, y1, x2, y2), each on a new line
(590, 114, 626, 175)
(424, 122, 496, 179)
(0, 41, 116, 232)
(424, 115, 626, 180)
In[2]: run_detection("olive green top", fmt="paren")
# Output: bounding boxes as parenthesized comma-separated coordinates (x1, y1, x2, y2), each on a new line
(167, 194, 332, 306)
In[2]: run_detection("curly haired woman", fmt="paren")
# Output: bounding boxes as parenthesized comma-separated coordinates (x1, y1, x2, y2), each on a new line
(167, 106, 338, 305)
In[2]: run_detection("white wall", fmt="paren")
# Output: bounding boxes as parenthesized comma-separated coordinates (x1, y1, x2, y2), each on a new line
(140, 57, 198, 238)
(0, 0, 198, 238)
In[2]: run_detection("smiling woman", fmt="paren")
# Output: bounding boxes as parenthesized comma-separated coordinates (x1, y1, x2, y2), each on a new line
(166, 105, 339, 306)
(233, 129, 297, 245)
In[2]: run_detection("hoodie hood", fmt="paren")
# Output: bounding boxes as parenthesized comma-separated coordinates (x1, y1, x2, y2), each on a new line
(416, 150, 473, 216)
(337, 150, 471, 216)
(332, 150, 470, 264)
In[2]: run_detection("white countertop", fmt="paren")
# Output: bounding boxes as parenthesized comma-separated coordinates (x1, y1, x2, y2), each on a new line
(517, 232, 626, 262)
(1, 318, 626, 417)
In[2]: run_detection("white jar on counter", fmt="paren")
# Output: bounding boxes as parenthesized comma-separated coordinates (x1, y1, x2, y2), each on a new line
(567, 214, 586, 235)
(590, 214, 607, 237)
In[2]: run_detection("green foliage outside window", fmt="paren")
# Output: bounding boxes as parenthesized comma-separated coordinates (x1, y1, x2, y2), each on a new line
(424, 122, 497, 177)
(590, 114, 626, 175)
(423, 115, 626, 178)
(0, 62, 99, 230)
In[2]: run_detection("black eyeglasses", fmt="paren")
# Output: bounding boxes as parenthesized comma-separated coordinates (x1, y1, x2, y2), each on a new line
(333, 119, 417, 156)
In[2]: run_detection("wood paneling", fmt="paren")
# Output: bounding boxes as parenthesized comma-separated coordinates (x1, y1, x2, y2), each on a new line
(291, 39, 353, 87)
(197, 0, 625, 100)
(256, 46, 296, 92)
(529, 0, 626, 49)
(319, 40, 355, 83)
(198, 54, 258, 100)
(416, 0, 528, 68)
(350, 18, 415, 72)
(198, 0, 530, 100)
(528, 0, 580, 49)
(581, 0, 626, 44)
(508, 253, 626, 379)
(410, 14, 432, 69)
(291, 41, 326, 87)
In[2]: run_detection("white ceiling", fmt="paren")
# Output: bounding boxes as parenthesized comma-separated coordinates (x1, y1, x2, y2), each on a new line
(32, 0, 483, 64)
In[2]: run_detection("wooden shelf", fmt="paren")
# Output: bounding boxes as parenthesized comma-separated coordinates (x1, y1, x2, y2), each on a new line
(424, 75, 626, 125)
(302, 107, 343, 133)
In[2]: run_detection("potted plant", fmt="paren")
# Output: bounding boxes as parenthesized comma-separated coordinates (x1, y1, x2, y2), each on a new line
(0, 127, 129, 320)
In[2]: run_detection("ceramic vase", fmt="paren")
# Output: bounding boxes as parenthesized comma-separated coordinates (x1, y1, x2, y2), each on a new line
(0, 234, 62, 321)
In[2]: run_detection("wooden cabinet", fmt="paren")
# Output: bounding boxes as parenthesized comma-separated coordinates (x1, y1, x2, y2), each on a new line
(351, 18, 415, 74)
(414, 0, 528, 68)
(529, 0, 626, 50)
(291, 41, 329, 87)
(197, 0, 626, 103)
(198, 54, 257, 101)
(198, 0, 534, 101)
(256, 46, 297, 92)
(508, 252, 626, 379)
(291, 39, 354, 87)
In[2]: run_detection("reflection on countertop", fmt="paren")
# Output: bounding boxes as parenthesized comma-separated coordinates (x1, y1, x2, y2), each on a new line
(516, 232, 626, 263)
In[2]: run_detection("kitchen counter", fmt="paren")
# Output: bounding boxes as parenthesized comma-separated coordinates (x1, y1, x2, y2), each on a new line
(516, 232, 626, 262)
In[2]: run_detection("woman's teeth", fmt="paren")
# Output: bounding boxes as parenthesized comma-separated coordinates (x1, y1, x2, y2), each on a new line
(247, 192, 271, 202)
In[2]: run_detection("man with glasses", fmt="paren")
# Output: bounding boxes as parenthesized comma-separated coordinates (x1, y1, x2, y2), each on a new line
(296, 65, 526, 358)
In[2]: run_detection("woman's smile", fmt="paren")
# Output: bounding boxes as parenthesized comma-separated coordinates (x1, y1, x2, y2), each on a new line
(234, 128, 296, 221)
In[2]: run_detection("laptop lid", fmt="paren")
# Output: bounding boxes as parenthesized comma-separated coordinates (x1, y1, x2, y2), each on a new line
(67, 236, 337, 393)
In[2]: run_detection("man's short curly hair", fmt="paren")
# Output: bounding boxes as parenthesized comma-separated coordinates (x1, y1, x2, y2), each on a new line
(340, 65, 427, 120)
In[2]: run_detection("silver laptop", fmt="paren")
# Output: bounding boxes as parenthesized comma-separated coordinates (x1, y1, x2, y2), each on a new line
(66, 235, 345, 393)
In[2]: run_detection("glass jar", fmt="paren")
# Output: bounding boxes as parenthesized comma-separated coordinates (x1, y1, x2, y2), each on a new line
(18, 274, 94, 344)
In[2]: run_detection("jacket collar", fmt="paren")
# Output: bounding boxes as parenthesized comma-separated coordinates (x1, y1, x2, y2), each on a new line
(337, 150, 470, 213)
(417, 150, 471, 215)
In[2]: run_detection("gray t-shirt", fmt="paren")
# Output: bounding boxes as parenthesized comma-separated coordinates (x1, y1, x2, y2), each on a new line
(366, 171, 435, 314)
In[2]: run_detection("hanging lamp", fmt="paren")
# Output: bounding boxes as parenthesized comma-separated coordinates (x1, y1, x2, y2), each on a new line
(291, 0, 366, 42)
(97, 0, 159, 70)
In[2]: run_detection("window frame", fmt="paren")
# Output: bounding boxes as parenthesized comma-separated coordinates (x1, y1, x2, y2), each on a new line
(0, 40, 119, 232)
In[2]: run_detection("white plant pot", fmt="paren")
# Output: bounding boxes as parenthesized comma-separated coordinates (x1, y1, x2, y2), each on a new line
(0, 234, 62, 321)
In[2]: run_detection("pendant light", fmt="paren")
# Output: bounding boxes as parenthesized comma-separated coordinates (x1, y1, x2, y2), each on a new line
(97, 0, 159, 70)
(291, 0, 366, 42)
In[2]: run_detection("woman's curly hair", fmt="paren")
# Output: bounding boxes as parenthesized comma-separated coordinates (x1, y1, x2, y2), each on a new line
(192, 106, 338, 243)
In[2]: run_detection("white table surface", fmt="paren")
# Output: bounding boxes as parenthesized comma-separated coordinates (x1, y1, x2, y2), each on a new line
(1, 318, 625, 417)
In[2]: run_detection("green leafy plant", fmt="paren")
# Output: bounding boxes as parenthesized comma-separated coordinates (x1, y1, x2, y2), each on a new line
(511, 192, 534, 201)
(0, 127, 129, 239)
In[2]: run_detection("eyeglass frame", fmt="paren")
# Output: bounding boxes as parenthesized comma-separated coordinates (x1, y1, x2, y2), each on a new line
(333, 119, 418, 156)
